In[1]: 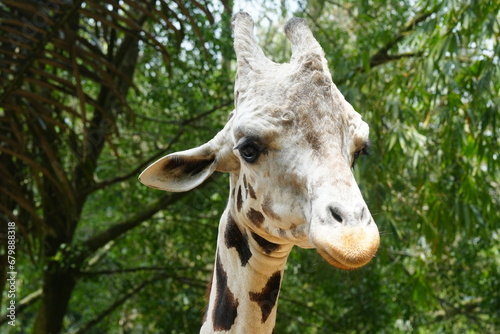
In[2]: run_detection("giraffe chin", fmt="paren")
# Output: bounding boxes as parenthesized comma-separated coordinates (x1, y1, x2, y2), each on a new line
(316, 249, 373, 271)
(311, 224, 380, 271)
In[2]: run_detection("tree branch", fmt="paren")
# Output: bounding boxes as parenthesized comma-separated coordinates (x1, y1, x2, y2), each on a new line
(336, 4, 441, 85)
(71, 274, 163, 334)
(80, 266, 210, 276)
(82, 173, 219, 256)
(85, 100, 232, 196)
(71, 273, 208, 333)
(82, 129, 184, 196)
(82, 192, 184, 255)
(369, 6, 440, 67)
(370, 51, 424, 67)
(180, 100, 233, 125)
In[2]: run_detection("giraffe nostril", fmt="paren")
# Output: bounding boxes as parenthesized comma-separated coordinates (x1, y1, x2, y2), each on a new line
(327, 203, 372, 226)
(329, 206, 343, 223)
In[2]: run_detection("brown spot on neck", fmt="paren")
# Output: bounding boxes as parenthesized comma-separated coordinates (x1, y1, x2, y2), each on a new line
(246, 208, 265, 227)
(225, 213, 252, 266)
(251, 232, 281, 254)
(236, 186, 243, 212)
(249, 271, 282, 323)
(213, 253, 239, 331)
(242, 174, 257, 200)
(247, 182, 257, 199)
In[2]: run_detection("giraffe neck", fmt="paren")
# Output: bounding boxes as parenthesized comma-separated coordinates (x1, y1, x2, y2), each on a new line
(201, 209, 293, 334)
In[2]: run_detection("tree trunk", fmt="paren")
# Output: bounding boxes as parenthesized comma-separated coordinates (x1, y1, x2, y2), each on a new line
(33, 267, 77, 334)
(31, 30, 140, 333)
(32, 190, 81, 333)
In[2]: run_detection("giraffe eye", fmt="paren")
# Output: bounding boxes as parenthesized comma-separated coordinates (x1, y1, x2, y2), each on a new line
(237, 142, 261, 163)
(351, 143, 370, 168)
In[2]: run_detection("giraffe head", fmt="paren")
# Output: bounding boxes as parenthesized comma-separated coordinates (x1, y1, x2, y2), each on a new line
(139, 13, 379, 270)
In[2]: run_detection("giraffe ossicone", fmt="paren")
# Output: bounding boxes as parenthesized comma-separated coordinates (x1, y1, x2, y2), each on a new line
(140, 12, 379, 333)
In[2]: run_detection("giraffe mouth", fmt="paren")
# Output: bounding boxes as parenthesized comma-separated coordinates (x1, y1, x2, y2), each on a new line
(311, 224, 380, 270)
(316, 248, 376, 270)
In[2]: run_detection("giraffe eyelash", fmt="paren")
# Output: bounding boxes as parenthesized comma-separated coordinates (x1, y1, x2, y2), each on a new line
(351, 141, 371, 168)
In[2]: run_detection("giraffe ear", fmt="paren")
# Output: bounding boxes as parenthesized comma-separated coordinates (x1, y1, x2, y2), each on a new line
(138, 145, 216, 192)
(139, 133, 239, 192)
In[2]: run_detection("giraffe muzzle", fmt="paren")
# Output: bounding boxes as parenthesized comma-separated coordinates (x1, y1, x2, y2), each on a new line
(310, 204, 380, 270)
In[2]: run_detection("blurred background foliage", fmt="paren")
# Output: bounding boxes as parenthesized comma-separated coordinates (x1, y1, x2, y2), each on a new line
(0, 0, 498, 333)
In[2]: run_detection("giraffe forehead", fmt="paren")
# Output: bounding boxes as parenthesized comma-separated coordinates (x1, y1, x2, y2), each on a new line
(232, 76, 361, 152)
(232, 111, 282, 145)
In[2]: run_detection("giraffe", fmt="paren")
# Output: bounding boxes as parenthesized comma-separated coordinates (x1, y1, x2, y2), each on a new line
(139, 12, 380, 333)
